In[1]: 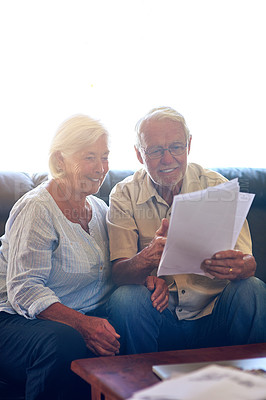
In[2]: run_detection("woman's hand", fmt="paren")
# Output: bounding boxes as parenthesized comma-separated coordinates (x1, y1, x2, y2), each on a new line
(202, 250, 256, 280)
(79, 316, 120, 356)
(145, 276, 169, 312)
(37, 302, 120, 356)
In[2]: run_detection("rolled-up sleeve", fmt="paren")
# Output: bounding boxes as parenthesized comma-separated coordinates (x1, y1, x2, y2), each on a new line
(7, 201, 60, 319)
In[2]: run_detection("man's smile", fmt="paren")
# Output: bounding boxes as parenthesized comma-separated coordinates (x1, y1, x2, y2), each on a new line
(159, 166, 179, 173)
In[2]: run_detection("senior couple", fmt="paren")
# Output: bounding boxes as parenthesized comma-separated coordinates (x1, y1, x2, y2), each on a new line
(0, 107, 265, 399)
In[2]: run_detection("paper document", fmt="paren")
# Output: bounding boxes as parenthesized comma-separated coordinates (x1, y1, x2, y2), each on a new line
(129, 364, 266, 400)
(158, 179, 255, 277)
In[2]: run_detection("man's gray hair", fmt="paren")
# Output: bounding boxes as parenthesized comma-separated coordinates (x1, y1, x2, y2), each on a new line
(135, 106, 191, 149)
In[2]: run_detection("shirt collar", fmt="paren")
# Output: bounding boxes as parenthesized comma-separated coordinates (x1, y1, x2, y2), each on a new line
(136, 163, 203, 206)
(136, 169, 170, 206)
(180, 164, 202, 194)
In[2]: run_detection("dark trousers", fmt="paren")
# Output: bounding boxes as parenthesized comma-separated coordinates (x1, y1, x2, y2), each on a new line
(0, 312, 92, 400)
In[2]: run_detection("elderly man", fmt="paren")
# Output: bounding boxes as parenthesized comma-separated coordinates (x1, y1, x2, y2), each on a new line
(106, 106, 266, 354)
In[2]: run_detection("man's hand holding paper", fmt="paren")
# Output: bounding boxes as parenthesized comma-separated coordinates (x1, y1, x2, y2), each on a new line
(143, 218, 169, 268)
(202, 250, 257, 280)
(158, 179, 255, 279)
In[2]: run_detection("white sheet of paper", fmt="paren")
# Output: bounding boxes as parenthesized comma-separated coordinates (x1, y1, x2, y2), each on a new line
(129, 364, 266, 400)
(232, 191, 255, 247)
(158, 179, 255, 277)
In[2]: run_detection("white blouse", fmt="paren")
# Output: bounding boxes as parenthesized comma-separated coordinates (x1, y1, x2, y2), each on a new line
(0, 183, 114, 319)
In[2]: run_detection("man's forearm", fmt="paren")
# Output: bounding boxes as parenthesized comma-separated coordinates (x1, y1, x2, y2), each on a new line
(112, 221, 168, 286)
(112, 247, 158, 285)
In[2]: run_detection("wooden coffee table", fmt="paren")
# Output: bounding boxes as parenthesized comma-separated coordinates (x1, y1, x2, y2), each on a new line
(71, 343, 266, 400)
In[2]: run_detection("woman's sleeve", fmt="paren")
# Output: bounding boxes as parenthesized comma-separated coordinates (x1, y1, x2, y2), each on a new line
(6, 200, 61, 319)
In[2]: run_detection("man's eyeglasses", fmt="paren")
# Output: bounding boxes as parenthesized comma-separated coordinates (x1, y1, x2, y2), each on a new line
(142, 143, 187, 159)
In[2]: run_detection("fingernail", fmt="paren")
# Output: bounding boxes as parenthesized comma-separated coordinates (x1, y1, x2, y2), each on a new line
(205, 260, 212, 265)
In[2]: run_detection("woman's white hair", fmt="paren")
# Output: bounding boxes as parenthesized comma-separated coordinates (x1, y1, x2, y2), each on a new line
(49, 114, 108, 179)
(135, 106, 191, 149)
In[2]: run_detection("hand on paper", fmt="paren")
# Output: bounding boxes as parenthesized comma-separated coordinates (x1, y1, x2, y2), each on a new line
(112, 218, 169, 286)
(145, 276, 169, 312)
(143, 218, 169, 268)
(202, 250, 256, 280)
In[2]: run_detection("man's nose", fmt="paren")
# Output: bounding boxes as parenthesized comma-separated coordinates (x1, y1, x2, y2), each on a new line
(160, 148, 175, 163)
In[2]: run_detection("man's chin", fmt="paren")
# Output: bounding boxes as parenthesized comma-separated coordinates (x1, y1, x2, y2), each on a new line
(151, 175, 183, 190)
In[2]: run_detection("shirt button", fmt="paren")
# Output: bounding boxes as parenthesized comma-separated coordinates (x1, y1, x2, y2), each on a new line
(181, 290, 186, 294)
(178, 308, 183, 312)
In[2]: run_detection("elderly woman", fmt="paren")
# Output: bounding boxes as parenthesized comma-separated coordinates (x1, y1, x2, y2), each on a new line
(0, 115, 120, 399)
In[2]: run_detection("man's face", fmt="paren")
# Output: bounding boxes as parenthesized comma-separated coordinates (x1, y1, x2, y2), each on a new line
(136, 119, 191, 190)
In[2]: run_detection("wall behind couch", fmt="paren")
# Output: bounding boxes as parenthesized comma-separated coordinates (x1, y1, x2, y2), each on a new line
(1, 0, 265, 173)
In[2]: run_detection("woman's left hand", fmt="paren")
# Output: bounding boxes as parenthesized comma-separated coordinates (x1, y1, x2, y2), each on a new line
(79, 316, 121, 356)
(37, 303, 120, 357)
(202, 250, 257, 280)
(145, 276, 169, 312)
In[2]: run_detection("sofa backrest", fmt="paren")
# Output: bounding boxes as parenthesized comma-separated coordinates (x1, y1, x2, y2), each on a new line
(0, 168, 265, 282)
(0, 171, 48, 237)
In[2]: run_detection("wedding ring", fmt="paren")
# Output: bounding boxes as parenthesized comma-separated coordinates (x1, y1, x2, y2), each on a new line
(229, 268, 233, 273)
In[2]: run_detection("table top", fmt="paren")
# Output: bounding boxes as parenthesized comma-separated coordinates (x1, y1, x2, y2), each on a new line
(71, 343, 266, 400)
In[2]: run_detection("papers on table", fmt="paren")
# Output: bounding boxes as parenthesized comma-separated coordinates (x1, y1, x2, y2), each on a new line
(128, 364, 266, 400)
(157, 179, 255, 277)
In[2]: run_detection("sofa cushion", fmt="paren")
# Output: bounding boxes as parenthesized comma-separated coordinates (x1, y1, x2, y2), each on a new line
(95, 169, 134, 205)
(0, 171, 48, 237)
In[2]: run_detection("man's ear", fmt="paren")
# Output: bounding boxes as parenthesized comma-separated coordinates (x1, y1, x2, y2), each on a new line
(187, 135, 192, 155)
(134, 146, 144, 165)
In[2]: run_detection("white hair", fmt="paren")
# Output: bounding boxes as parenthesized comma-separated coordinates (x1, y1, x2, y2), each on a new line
(49, 114, 108, 178)
(135, 106, 191, 148)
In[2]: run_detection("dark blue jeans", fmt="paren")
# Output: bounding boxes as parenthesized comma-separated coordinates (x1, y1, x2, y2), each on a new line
(106, 277, 266, 354)
(0, 307, 104, 400)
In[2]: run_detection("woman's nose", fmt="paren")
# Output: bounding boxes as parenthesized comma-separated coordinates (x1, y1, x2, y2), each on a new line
(95, 158, 105, 173)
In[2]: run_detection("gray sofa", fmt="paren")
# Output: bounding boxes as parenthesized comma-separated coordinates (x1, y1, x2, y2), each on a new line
(1, 167, 266, 281)
(0, 167, 265, 399)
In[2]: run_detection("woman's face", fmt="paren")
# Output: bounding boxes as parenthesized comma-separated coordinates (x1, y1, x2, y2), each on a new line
(62, 135, 109, 198)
